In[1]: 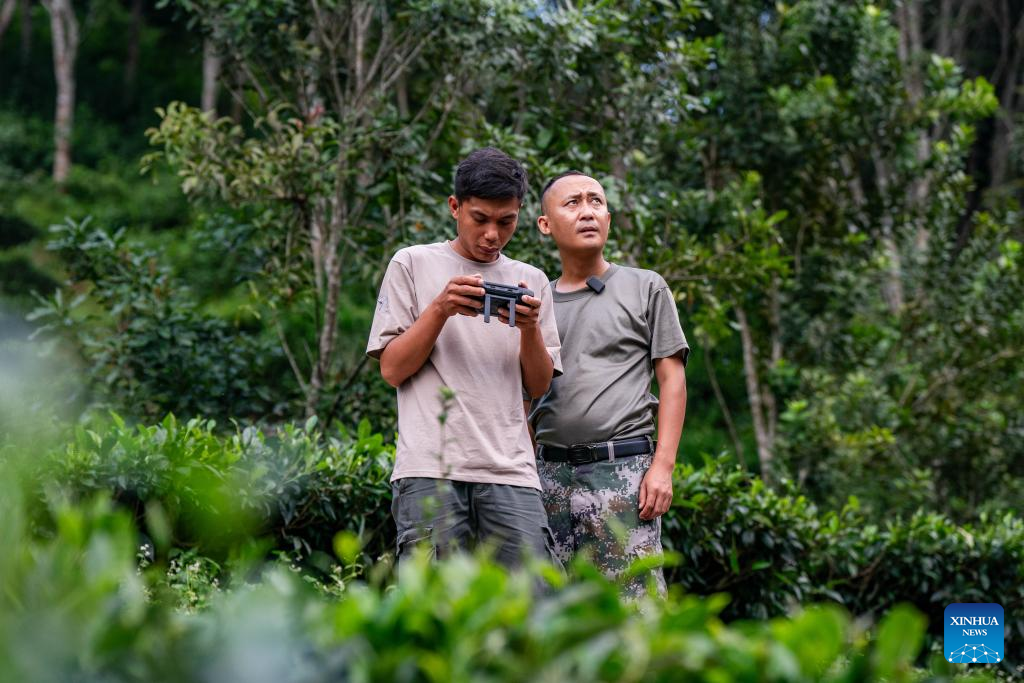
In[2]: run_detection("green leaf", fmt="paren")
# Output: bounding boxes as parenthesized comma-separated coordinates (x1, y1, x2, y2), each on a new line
(872, 604, 927, 680)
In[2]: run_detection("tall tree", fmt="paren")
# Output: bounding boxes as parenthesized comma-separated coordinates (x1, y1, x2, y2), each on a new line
(41, 0, 78, 186)
(149, 0, 556, 417)
(200, 37, 219, 114)
(0, 0, 17, 45)
(914, 0, 1024, 203)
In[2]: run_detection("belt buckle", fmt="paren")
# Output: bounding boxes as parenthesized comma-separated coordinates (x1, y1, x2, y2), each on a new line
(567, 444, 595, 465)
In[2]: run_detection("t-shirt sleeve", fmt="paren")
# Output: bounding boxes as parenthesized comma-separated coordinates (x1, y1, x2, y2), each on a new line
(366, 255, 418, 360)
(647, 277, 689, 366)
(538, 279, 563, 377)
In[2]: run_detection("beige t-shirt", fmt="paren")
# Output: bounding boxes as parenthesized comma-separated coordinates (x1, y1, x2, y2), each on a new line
(366, 241, 562, 489)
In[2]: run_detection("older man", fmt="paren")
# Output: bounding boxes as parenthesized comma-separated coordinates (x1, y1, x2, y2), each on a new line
(527, 171, 689, 597)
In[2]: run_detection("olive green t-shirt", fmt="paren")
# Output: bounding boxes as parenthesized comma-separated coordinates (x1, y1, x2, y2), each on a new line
(528, 264, 688, 449)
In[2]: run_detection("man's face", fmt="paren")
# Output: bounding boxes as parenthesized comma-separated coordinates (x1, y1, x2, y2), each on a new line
(448, 195, 521, 263)
(537, 175, 610, 252)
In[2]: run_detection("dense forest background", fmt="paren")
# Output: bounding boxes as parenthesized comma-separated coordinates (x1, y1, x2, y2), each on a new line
(1, 2, 1023, 679)
(4, 0, 1021, 520)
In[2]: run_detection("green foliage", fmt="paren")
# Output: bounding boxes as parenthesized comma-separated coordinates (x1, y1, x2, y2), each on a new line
(159, 547, 223, 613)
(136, 0, 714, 417)
(144, 102, 335, 208)
(0, 109, 51, 178)
(0, 494, 155, 683)
(664, 460, 818, 619)
(30, 219, 280, 421)
(777, 205, 1024, 518)
(0, 481, 1000, 683)
(600, 0, 1022, 515)
(38, 415, 1024, 673)
(4, 3, 1023, 675)
(9, 164, 189, 234)
(48, 412, 395, 567)
(663, 458, 1024, 669)
(649, 173, 792, 344)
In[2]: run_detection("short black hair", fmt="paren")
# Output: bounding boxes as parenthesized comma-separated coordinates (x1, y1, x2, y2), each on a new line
(454, 147, 528, 204)
(539, 170, 588, 213)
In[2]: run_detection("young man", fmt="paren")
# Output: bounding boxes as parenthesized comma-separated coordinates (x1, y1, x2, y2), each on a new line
(366, 147, 562, 569)
(528, 171, 688, 597)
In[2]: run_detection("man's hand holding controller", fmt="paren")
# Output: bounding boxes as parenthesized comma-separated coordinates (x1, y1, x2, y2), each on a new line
(432, 275, 540, 331)
(492, 281, 540, 331)
(432, 274, 487, 318)
(427, 274, 549, 398)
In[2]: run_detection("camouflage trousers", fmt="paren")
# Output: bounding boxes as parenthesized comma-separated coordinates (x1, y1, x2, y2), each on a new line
(537, 451, 667, 599)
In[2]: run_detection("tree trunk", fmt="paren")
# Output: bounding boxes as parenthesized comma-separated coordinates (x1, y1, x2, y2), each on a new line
(896, 0, 933, 250)
(735, 304, 774, 480)
(936, 0, 954, 57)
(122, 0, 142, 96)
(305, 195, 344, 417)
(990, 115, 1015, 190)
(872, 150, 905, 313)
(896, 1, 925, 103)
(610, 154, 638, 265)
(764, 279, 782, 445)
(43, 0, 78, 187)
(988, 11, 1024, 190)
(201, 38, 221, 114)
(704, 345, 746, 467)
(0, 0, 17, 46)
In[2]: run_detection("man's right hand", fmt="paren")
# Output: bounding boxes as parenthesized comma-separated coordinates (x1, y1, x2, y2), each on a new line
(432, 274, 485, 318)
(380, 273, 485, 387)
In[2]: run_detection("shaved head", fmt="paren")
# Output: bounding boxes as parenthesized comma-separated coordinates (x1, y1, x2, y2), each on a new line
(540, 170, 589, 214)
(536, 173, 611, 255)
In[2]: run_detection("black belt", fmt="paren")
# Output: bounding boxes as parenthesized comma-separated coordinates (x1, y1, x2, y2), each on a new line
(537, 436, 654, 465)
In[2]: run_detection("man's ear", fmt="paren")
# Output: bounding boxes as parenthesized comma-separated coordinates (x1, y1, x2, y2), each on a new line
(448, 195, 459, 219)
(537, 214, 551, 235)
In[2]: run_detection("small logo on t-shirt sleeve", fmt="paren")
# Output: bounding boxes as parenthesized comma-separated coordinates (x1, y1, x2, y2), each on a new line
(377, 294, 390, 314)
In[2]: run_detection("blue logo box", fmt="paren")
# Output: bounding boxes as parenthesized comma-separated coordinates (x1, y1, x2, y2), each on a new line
(944, 603, 1004, 664)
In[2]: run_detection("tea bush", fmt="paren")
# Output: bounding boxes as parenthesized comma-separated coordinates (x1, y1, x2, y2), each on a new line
(0, 490, 998, 683)
(48, 414, 394, 568)
(40, 416, 1024, 674)
(664, 461, 1024, 670)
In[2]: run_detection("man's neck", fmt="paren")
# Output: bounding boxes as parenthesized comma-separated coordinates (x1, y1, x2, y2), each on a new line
(557, 250, 610, 291)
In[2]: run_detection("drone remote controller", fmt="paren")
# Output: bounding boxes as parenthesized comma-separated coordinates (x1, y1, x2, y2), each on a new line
(470, 282, 534, 327)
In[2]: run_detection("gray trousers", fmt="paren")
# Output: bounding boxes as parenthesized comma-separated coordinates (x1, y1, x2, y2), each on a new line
(391, 477, 560, 569)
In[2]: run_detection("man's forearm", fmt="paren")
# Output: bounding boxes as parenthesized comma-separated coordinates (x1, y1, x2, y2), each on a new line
(652, 358, 687, 470)
(379, 303, 447, 387)
(523, 400, 536, 449)
(520, 326, 554, 398)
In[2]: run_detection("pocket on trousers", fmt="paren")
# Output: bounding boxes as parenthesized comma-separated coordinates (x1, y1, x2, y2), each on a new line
(396, 526, 435, 560)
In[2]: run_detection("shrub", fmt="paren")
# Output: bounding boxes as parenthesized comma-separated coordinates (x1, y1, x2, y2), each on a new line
(31, 219, 280, 422)
(664, 460, 1024, 673)
(0, 489, 998, 683)
(48, 413, 395, 568)
(40, 417, 1024, 675)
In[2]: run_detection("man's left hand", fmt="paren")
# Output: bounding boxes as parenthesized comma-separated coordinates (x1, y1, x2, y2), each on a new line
(498, 280, 541, 331)
(638, 462, 673, 520)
